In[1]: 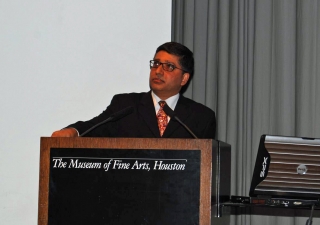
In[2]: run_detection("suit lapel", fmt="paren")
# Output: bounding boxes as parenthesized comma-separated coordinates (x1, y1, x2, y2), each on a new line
(138, 91, 161, 138)
(162, 95, 191, 138)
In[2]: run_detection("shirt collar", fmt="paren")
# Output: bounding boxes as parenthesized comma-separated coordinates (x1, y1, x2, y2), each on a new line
(151, 91, 179, 113)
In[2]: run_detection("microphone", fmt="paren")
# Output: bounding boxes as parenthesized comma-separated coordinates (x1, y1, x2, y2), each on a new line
(162, 104, 198, 139)
(80, 106, 134, 137)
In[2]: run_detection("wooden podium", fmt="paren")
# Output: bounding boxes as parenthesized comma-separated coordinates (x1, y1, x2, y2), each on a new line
(38, 137, 231, 225)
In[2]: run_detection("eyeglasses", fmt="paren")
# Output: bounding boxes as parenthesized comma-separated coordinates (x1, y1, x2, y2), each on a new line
(149, 60, 185, 72)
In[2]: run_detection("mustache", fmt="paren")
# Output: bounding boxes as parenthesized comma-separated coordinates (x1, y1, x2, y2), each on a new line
(153, 73, 164, 82)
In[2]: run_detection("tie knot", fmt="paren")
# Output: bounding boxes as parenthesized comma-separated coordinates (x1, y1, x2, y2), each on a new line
(159, 101, 166, 108)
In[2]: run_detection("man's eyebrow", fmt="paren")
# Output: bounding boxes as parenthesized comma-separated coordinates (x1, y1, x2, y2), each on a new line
(153, 59, 175, 64)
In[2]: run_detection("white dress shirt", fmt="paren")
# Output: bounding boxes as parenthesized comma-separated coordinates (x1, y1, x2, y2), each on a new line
(151, 91, 179, 122)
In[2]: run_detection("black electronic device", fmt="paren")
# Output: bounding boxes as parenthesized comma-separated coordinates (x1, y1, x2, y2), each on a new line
(250, 135, 320, 200)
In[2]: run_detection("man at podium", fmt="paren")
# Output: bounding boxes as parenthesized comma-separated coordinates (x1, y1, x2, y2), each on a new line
(51, 42, 216, 139)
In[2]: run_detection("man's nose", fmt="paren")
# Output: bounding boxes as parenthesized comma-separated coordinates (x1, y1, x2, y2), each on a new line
(155, 64, 164, 74)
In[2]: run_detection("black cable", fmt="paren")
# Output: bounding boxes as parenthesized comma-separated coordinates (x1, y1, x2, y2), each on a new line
(305, 204, 315, 225)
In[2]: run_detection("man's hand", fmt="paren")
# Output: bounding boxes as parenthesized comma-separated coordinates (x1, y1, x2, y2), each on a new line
(51, 128, 78, 137)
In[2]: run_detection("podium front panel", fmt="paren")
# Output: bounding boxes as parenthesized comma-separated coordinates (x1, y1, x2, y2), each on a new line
(48, 148, 200, 224)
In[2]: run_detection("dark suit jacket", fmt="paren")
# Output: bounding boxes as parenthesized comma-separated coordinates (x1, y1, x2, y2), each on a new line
(68, 91, 216, 139)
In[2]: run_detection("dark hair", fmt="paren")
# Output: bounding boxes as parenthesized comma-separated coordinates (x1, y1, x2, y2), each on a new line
(155, 42, 194, 79)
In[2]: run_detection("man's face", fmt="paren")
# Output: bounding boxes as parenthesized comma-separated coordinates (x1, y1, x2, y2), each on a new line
(149, 51, 190, 100)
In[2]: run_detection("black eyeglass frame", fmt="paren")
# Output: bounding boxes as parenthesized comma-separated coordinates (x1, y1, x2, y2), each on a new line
(149, 60, 186, 72)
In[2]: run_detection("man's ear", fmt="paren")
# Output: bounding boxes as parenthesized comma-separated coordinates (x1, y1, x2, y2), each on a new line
(181, 73, 190, 86)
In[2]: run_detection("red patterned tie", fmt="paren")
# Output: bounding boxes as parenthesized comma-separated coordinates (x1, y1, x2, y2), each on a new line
(157, 101, 168, 136)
